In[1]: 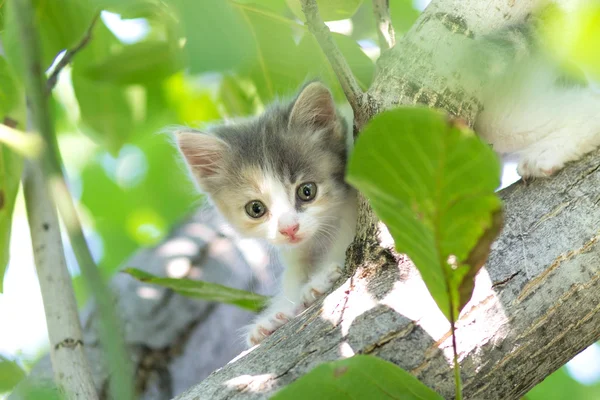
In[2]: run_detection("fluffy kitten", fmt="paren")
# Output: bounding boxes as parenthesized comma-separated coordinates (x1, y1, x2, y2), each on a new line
(473, 24, 600, 178)
(174, 82, 357, 347)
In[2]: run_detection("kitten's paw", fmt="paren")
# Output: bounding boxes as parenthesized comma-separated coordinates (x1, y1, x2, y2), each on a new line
(246, 309, 295, 347)
(517, 152, 564, 179)
(300, 264, 343, 308)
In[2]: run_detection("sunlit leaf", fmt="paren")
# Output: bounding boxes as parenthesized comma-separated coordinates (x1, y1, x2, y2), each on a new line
(71, 20, 135, 152)
(0, 56, 20, 117)
(538, 3, 600, 80)
(219, 75, 258, 117)
(2, 0, 97, 73)
(347, 108, 503, 321)
(83, 41, 185, 85)
(0, 356, 26, 392)
(123, 268, 268, 312)
(286, 0, 363, 21)
(233, 0, 290, 14)
(0, 58, 22, 293)
(173, 0, 255, 74)
(164, 73, 222, 123)
(7, 378, 63, 400)
(236, 3, 306, 101)
(272, 355, 443, 399)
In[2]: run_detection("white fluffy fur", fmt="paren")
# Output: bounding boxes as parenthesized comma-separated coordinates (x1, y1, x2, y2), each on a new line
(241, 169, 358, 347)
(476, 58, 600, 178)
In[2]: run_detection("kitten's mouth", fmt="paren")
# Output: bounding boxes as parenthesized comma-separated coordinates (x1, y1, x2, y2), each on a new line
(287, 235, 303, 244)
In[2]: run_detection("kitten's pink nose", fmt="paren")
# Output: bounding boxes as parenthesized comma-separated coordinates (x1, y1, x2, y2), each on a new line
(279, 223, 299, 237)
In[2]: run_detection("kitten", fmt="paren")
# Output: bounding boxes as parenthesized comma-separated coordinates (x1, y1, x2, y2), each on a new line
(174, 82, 357, 347)
(472, 24, 600, 178)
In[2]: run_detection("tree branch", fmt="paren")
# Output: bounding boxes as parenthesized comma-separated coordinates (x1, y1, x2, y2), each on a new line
(10, 1, 134, 399)
(372, 0, 395, 50)
(45, 12, 100, 95)
(22, 160, 99, 400)
(299, 0, 368, 128)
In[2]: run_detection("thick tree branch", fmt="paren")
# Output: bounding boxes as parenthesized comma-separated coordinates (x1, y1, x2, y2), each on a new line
(372, 0, 395, 50)
(174, 148, 600, 400)
(299, 0, 369, 128)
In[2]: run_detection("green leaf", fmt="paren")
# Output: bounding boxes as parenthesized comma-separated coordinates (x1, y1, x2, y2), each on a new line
(219, 75, 258, 117)
(286, 0, 363, 21)
(83, 41, 185, 85)
(0, 356, 26, 393)
(71, 20, 135, 152)
(0, 56, 20, 118)
(123, 268, 269, 312)
(0, 62, 23, 293)
(2, 0, 97, 74)
(298, 31, 373, 98)
(235, 3, 307, 102)
(538, 3, 600, 80)
(173, 0, 255, 74)
(347, 108, 503, 321)
(272, 355, 443, 399)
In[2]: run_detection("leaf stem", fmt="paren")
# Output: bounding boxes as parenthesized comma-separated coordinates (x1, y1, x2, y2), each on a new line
(299, 0, 368, 128)
(449, 307, 463, 400)
(372, 0, 396, 50)
(10, 1, 134, 399)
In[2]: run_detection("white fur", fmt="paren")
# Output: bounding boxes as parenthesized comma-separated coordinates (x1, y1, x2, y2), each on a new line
(476, 60, 600, 178)
(245, 173, 358, 347)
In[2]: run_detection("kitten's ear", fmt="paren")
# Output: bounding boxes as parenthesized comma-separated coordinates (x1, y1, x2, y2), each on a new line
(289, 82, 340, 134)
(174, 130, 228, 180)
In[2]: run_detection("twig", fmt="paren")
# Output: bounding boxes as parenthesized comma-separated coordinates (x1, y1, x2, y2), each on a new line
(372, 0, 396, 50)
(10, 1, 135, 399)
(45, 12, 100, 95)
(299, 0, 367, 127)
(0, 122, 43, 157)
(23, 159, 99, 400)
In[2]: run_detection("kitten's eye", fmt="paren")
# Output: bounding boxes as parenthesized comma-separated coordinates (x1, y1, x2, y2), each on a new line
(296, 182, 317, 202)
(245, 200, 267, 218)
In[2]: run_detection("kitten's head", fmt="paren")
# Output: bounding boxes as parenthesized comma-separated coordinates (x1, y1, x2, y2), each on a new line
(175, 82, 350, 247)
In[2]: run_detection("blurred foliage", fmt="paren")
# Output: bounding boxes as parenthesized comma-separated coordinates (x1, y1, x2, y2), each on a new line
(0, 355, 26, 393)
(124, 268, 269, 311)
(0, 54, 23, 292)
(348, 108, 502, 322)
(286, 0, 362, 21)
(538, 2, 600, 81)
(526, 362, 600, 400)
(272, 355, 443, 400)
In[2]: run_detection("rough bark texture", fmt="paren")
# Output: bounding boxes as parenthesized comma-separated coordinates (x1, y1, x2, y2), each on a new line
(175, 150, 600, 400)
(15, 0, 600, 399)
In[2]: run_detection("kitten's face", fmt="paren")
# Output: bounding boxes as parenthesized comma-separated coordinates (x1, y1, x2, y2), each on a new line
(176, 82, 350, 248)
